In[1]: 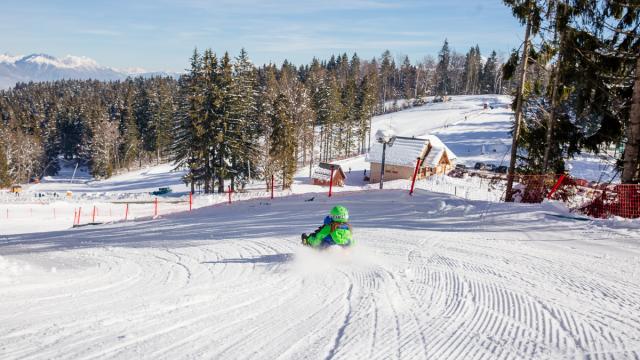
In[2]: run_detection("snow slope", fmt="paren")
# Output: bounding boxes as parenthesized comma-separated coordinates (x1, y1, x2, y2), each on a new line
(1, 190, 639, 359)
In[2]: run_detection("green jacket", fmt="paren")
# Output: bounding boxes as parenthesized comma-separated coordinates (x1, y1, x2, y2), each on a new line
(307, 223, 353, 247)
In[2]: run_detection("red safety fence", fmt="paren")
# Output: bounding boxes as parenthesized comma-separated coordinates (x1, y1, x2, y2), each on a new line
(490, 174, 640, 219)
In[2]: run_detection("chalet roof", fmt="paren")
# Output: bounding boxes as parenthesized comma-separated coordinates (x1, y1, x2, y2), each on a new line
(312, 163, 346, 181)
(366, 135, 457, 168)
(423, 135, 457, 167)
(366, 137, 427, 167)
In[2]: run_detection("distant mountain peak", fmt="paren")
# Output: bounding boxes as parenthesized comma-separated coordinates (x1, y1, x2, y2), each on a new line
(0, 52, 180, 90)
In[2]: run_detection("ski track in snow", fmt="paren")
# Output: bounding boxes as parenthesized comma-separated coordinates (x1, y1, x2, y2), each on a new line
(1, 190, 639, 359)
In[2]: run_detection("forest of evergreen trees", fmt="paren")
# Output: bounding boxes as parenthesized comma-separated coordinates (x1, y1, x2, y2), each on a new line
(0, 42, 509, 191)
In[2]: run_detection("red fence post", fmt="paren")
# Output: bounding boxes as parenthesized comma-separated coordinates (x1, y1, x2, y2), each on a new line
(77, 207, 82, 225)
(124, 204, 129, 221)
(92, 205, 96, 223)
(547, 174, 566, 200)
(328, 165, 335, 198)
(154, 197, 158, 217)
(73, 208, 77, 226)
(189, 192, 193, 211)
(271, 174, 274, 200)
(409, 157, 422, 196)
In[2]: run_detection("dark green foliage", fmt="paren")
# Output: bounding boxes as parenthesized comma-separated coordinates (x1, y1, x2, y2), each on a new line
(269, 94, 296, 188)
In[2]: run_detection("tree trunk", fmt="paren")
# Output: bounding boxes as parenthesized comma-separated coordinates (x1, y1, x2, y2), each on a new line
(218, 174, 225, 193)
(505, 12, 533, 202)
(542, 61, 560, 173)
(621, 56, 640, 184)
(543, 1, 565, 173)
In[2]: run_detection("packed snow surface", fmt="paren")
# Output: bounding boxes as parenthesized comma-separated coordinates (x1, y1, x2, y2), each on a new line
(1, 190, 639, 359)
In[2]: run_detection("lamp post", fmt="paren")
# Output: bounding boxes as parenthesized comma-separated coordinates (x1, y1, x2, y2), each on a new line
(376, 130, 396, 190)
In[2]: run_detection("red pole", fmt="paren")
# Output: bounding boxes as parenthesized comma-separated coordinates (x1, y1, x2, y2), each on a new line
(189, 192, 193, 211)
(328, 165, 335, 198)
(73, 209, 77, 226)
(409, 157, 422, 196)
(271, 174, 274, 200)
(124, 204, 129, 221)
(547, 174, 567, 200)
(92, 205, 96, 223)
(77, 207, 82, 225)
(154, 197, 158, 217)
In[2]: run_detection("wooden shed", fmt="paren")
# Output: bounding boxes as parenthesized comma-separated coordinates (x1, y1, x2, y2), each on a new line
(366, 135, 457, 183)
(312, 163, 346, 187)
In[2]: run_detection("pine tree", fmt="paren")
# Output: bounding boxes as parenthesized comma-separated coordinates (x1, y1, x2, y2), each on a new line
(481, 51, 500, 94)
(503, 0, 544, 201)
(230, 48, 259, 189)
(269, 93, 296, 189)
(436, 39, 451, 96)
(173, 49, 204, 193)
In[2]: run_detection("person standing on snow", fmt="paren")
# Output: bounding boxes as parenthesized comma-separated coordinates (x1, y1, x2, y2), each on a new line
(301, 206, 353, 248)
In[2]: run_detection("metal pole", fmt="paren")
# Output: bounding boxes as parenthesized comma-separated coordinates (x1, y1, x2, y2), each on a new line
(379, 142, 387, 190)
(71, 162, 79, 184)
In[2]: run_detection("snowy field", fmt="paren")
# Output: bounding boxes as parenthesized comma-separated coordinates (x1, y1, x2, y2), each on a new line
(1, 190, 639, 359)
(1, 94, 637, 359)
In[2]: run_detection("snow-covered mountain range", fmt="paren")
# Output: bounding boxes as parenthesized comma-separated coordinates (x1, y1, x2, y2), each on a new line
(0, 53, 179, 89)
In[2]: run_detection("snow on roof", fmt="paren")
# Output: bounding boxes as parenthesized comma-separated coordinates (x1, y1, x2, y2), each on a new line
(366, 137, 426, 167)
(366, 135, 457, 168)
(423, 147, 445, 167)
(423, 135, 457, 167)
(311, 163, 345, 181)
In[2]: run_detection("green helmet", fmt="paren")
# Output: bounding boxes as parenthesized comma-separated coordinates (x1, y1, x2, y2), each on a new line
(330, 205, 349, 223)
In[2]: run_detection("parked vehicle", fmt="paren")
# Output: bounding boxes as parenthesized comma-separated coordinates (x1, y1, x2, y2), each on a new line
(485, 164, 496, 172)
(151, 187, 172, 196)
(474, 162, 486, 170)
(496, 166, 508, 174)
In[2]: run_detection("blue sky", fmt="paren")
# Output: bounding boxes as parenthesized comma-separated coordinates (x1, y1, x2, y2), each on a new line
(1, 0, 523, 72)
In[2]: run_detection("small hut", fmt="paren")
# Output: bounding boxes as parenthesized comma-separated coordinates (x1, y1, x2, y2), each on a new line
(312, 163, 346, 187)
